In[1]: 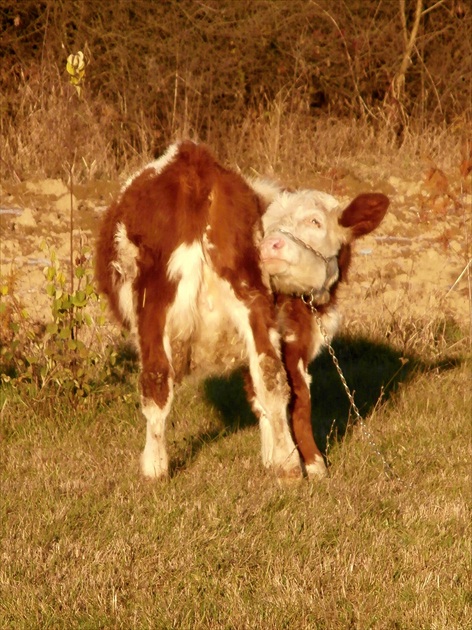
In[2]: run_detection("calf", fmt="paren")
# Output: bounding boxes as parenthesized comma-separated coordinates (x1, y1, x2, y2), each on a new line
(96, 141, 388, 480)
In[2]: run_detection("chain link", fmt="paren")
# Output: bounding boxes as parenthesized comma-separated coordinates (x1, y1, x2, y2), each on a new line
(306, 297, 400, 481)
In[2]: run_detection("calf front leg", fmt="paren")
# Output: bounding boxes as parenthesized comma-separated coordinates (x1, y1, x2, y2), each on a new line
(284, 343, 327, 478)
(241, 300, 303, 479)
(140, 362, 173, 480)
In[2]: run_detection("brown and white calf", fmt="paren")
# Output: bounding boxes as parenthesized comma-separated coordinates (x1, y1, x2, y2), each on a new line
(96, 141, 388, 480)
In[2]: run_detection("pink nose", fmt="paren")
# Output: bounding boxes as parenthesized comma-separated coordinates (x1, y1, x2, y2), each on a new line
(261, 235, 286, 258)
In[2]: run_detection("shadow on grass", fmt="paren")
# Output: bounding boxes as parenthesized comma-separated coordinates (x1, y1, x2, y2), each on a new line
(204, 334, 462, 457)
(168, 374, 255, 476)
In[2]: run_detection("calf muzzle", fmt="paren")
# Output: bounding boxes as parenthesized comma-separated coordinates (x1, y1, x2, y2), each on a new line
(276, 228, 339, 305)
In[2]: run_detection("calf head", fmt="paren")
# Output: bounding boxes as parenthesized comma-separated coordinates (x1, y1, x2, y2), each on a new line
(259, 189, 389, 301)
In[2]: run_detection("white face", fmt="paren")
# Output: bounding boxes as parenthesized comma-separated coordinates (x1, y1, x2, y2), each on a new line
(259, 189, 346, 295)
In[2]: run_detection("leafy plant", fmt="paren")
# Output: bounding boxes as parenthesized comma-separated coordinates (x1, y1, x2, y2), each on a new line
(41, 244, 102, 395)
(0, 273, 29, 380)
(0, 243, 106, 396)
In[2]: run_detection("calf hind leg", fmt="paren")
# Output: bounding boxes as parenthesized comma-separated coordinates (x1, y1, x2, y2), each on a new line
(137, 294, 175, 480)
(140, 364, 173, 480)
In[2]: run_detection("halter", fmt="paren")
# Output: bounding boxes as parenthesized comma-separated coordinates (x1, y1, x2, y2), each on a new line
(277, 228, 339, 306)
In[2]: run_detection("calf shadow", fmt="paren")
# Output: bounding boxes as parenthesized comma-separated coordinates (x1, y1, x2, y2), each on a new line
(168, 372, 254, 476)
(204, 334, 462, 458)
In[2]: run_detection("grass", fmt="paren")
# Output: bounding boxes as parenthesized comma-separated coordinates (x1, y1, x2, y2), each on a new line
(1, 9, 470, 626)
(1, 169, 470, 629)
(1, 122, 470, 625)
(1, 334, 470, 629)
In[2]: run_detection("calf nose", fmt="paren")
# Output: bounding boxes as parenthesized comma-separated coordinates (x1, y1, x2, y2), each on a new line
(261, 234, 286, 258)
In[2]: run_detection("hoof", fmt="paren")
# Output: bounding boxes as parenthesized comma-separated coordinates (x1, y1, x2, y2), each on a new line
(275, 464, 304, 485)
(140, 452, 169, 481)
(305, 455, 328, 479)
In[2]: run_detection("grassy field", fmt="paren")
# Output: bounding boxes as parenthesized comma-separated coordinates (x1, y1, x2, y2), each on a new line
(1, 325, 470, 629)
(1, 4, 471, 627)
(1, 122, 471, 627)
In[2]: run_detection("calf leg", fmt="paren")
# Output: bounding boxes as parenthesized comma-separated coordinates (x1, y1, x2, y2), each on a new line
(242, 367, 295, 476)
(284, 345, 327, 478)
(232, 293, 302, 478)
(140, 360, 173, 480)
(137, 287, 175, 480)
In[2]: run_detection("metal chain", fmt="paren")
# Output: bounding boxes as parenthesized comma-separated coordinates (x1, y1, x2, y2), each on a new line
(307, 299, 400, 481)
(278, 228, 334, 265)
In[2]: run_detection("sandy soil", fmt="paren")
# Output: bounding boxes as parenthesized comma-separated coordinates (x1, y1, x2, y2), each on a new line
(1, 168, 470, 341)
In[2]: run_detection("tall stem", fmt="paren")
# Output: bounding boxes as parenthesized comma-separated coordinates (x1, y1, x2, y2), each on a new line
(69, 160, 75, 340)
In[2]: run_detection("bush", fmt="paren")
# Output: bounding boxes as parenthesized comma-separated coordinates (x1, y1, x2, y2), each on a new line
(1, 0, 470, 180)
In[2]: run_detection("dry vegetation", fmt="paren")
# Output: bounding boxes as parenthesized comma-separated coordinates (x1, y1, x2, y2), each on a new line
(1, 1, 471, 629)
(0, 0, 471, 179)
(1, 358, 470, 628)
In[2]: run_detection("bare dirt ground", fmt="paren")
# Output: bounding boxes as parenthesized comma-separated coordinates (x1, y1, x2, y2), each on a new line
(1, 167, 470, 342)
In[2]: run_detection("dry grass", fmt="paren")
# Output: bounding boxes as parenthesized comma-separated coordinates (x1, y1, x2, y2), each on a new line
(5, 87, 467, 187)
(217, 101, 469, 190)
(1, 321, 470, 629)
(2, 0, 471, 177)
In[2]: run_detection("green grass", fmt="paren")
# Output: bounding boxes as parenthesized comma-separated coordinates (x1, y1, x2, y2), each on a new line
(1, 347, 470, 629)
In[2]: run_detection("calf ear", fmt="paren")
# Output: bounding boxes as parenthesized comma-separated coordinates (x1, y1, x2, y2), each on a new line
(339, 193, 389, 239)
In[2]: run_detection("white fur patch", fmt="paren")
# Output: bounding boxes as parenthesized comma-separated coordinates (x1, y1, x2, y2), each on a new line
(249, 177, 283, 205)
(140, 383, 173, 479)
(166, 241, 205, 340)
(259, 410, 274, 468)
(258, 188, 347, 295)
(297, 358, 312, 387)
(122, 142, 180, 192)
(262, 189, 340, 235)
(112, 222, 139, 329)
(261, 189, 345, 259)
(269, 327, 282, 358)
(147, 143, 180, 175)
(113, 223, 138, 277)
(305, 454, 328, 479)
(117, 282, 136, 330)
(310, 307, 342, 361)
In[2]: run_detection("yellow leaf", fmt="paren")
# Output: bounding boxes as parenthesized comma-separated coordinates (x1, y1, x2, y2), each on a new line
(66, 61, 76, 77)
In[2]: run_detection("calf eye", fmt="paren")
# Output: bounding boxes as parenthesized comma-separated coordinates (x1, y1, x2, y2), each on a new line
(311, 218, 322, 228)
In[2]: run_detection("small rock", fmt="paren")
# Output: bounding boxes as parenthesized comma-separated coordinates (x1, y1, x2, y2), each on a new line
(26, 179, 69, 198)
(403, 181, 422, 196)
(381, 213, 400, 232)
(41, 211, 63, 227)
(388, 176, 401, 189)
(14, 207, 37, 228)
(26, 268, 47, 287)
(55, 193, 78, 213)
(449, 239, 462, 253)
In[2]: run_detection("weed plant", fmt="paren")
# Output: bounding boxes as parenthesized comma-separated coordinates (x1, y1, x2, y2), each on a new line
(0, 243, 110, 398)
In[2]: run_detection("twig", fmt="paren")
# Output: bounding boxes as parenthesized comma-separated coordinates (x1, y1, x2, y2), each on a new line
(393, 0, 423, 100)
(69, 161, 75, 301)
(445, 259, 472, 296)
